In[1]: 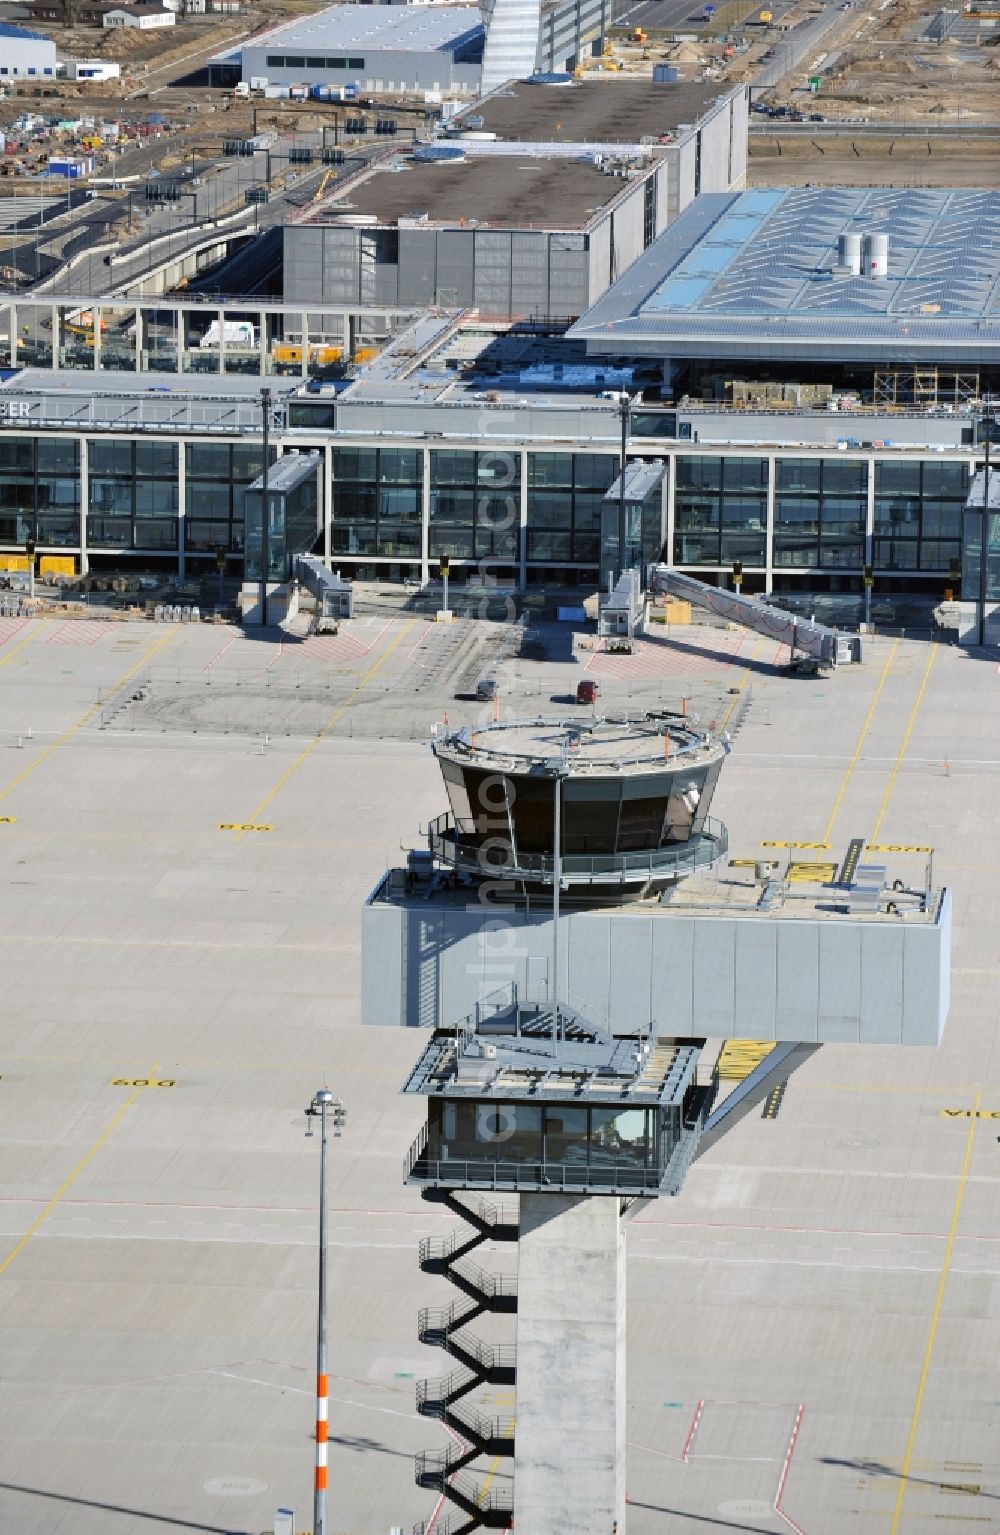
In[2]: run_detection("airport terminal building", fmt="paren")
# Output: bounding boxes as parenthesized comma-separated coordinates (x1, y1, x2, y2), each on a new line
(0, 186, 997, 609)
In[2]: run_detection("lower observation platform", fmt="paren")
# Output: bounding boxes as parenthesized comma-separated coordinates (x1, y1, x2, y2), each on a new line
(401, 999, 710, 1197)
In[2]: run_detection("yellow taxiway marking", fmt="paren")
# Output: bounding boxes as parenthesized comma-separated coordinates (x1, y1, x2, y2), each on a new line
(889, 1092, 980, 1535)
(218, 823, 273, 833)
(0, 1063, 159, 1279)
(233, 617, 417, 839)
(717, 634, 768, 732)
(0, 617, 48, 669)
(0, 628, 178, 809)
(867, 843, 933, 855)
(762, 840, 831, 850)
(821, 638, 899, 849)
(869, 643, 939, 846)
(111, 1077, 176, 1088)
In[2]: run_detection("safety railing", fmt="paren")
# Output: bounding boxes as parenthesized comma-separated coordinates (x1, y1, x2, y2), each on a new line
(427, 811, 728, 885)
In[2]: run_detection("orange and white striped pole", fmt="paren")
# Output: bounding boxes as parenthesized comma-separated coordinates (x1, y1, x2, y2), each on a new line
(315, 1365, 328, 1509)
(306, 1088, 345, 1535)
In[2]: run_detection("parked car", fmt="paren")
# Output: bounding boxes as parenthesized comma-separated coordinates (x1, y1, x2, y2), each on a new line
(576, 678, 600, 706)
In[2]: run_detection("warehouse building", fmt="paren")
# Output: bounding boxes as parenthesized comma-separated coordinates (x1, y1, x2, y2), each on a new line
(283, 80, 748, 318)
(0, 21, 56, 80)
(218, 6, 487, 96)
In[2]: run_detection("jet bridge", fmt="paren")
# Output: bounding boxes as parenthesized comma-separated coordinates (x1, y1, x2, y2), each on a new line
(648, 566, 863, 669)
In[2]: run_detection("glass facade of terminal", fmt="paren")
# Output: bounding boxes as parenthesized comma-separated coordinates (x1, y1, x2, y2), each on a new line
(0, 423, 980, 596)
(0, 436, 79, 548)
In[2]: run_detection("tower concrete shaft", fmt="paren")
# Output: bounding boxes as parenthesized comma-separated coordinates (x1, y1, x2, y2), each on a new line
(515, 1193, 626, 1535)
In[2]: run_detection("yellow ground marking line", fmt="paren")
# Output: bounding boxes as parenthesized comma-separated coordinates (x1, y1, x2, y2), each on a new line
(477, 1432, 514, 1507)
(718, 635, 768, 732)
(0, 627, 179, 808)
(0, 1062, 159, 1280)
(0, 617, 48, 669)
(819, 638, 899, 852)
(232, 618, 417, 840)
(869, 643, 939, 846)
(889, 1091, 980, 1535)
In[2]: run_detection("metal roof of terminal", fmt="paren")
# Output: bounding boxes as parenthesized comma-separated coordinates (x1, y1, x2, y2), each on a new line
(235, 3, 483, 56)
(571, 187, 1000, 362)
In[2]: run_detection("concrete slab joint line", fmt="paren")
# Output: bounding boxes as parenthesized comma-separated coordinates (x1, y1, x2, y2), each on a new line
(0, 626, 179, 809)
(233, 617, 417, 840)
(889, 1093, 981, 1534)
(0, 1065, 159, 1279)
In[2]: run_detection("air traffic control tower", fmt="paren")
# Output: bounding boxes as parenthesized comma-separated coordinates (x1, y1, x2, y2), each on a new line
(362, 712, 951, 1535)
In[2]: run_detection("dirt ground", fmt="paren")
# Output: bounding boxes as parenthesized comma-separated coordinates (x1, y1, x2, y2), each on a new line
(761, 0, 1000, 124)
(747, 132, 1000, 186)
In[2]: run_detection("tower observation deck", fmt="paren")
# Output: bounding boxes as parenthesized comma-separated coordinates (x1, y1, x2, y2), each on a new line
(430, 712, 728, 902)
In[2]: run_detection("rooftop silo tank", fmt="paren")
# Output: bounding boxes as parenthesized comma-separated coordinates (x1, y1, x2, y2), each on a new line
(862, 231, 889, 279)
(837, 231, 862, 275)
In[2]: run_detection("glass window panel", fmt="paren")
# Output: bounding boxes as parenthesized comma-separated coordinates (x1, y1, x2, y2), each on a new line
(0, 438, 34, 473)
(135, 441, 177, 478)
(675, 497, 720, 530)
(529, 452, 573, 488)
(773, 536, 817, 568)
(431, 450, 476, 487)
(617, 794, 667, 852)
(721, 530, 766, 565)
(722, 457, 767, 492)
(544, 1106, 589, 1169)
(428, 528, 473, 559)
(920, 503, 962, 540)
(377, 448, 420, 484)
(821, 459, 866, 495)
(232, 444, 270, 482)
(820, 499, 865, 534)
(89, 479, 132, 515)
(922, 461, 967, 499)
(35, 512, 78, 544)
(874, 498, 919, 532)
(36, 477, 79, 511)
(334, 486, 378, 521)
(87, 516, 131, 547)
(875, 537, 918, 571)
(135, 481, 179, 517)
(489, 1103, 541, 1164)
(477, 451, 519, 488)
(775, 497, 820, 533)
(529, 491, 572, 529)
(776, 458, 820, 494)
(36, 438, 78, 474)
(675, 456, 720, 492)
(526, 531, 572, 561)
(378, 486, 420, 519)
(89, 439, 133, 477)
(674, 532, 720, 565)
(875, 460, 920, 498)
(332, 523, 378, 555)
(133, 519, 177, 550)
(186, 520, 232, 550)
(186, 443, 231, 479)
(590, 1107, 649, 1169)
(573, 454, 617, 490)
(720, 496, 766, 529)
(920, 539, 960, 570)
(187, 483, 231, 519)
(429, 488, 475, 526)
